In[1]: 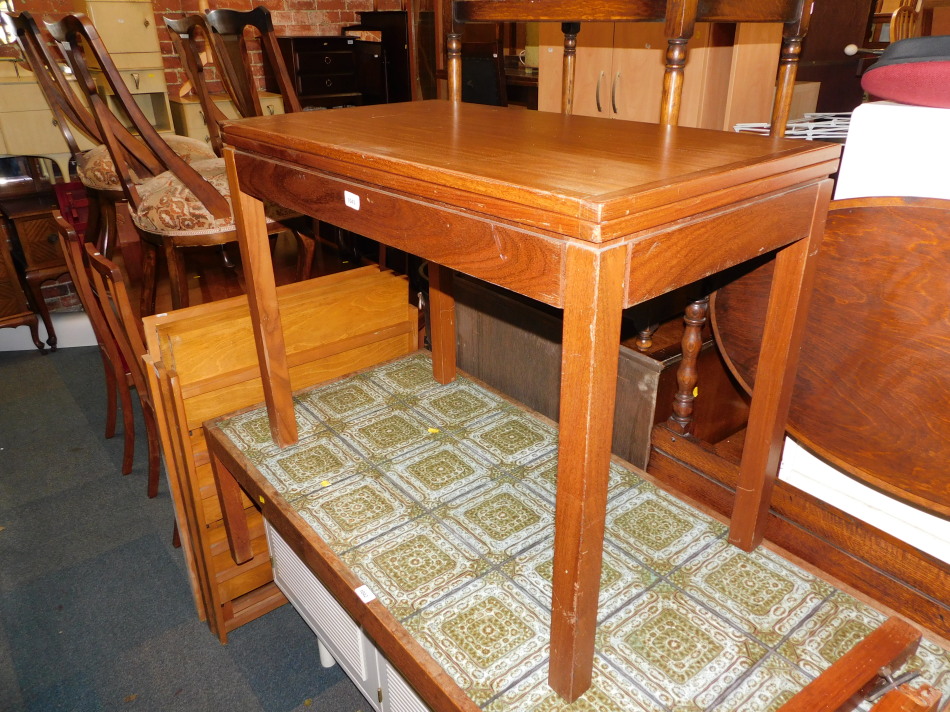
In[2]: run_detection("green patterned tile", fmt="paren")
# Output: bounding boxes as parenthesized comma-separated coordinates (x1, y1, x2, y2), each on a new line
(440, 481, 554, 563)
(290, 470, 424, 552)
(778, 591, 886, 677)
(410, 379, 507, 431)
(370, 352, 443, 395)
(670, 539, 832, 645)
(503, 539, 655, 621)
(216, 404, 324, 456)
(460, 413, 558, 468)
(605, 483, 726, 574)
(512, 453, 645, 506)
(404, 571, 550, 706)
(597, 583, 767, 710)
(298, 374, 396, 425)
(709, 653, 813, 712)
(385, 441, 506, 509)
(902, 637, 950, 705)
(255, 431, 369, 501)
(485, 656, 663, 712)
(339, 408, 438, 463)
(342, 515, 490, 620)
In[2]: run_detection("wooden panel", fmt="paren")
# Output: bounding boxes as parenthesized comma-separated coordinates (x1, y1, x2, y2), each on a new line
(142, 268, 418, 640)
(15, 214, 65, 272)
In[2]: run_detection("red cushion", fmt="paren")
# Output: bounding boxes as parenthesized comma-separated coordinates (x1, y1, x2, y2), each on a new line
(862, 61, 950, 108)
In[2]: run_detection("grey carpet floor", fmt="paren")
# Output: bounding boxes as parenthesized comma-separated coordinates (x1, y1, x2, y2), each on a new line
(0, 346, 369, 712)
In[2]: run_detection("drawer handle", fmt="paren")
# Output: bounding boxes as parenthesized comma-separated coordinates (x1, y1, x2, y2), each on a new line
(324, 56, 332, 64)
(267, 105, 275, 115)
(46, 233, 57, 245)
(131, 72, 141, 90)
(198, 109, 204, 120)
(595, 70, 604, 113)
(143, 18, 150, 28)
(326, 78, 332, 87)
(51, 118, 59, 127)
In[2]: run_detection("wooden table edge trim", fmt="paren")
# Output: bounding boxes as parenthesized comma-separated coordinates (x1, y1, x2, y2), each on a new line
(204, 422, 481, 712)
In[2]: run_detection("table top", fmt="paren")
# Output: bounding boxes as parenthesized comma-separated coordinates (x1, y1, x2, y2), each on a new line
(222, 101, 840, 243)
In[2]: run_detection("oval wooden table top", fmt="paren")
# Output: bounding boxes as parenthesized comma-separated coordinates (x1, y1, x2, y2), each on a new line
(712, 196, 950, 517)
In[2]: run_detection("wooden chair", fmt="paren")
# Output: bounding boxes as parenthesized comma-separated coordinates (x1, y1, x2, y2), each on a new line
(46, 13, 311, 312)
(203, 7, 303, 118)
(53, 211, 136, 479)
(712, 196, 950, 520)
(164, 9, 316, 280)
(83, 242, 162, 500)
(891, 2, 922, 41)
(4, 12, 217, 277)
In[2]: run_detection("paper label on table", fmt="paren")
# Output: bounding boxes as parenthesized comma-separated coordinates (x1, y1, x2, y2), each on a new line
(355, 585, 376, 603)
(344, 191, 360, 210)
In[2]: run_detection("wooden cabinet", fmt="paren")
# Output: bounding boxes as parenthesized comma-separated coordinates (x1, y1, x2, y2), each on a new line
(0, 0, 172, 177)
(273, 36, 366, 109)
(76, 0, 172, 132)
(538, 22, 784, 129)
(344, 11, 415, 103)
(170, 92, 285, 150)
(0, 219, 44, 351)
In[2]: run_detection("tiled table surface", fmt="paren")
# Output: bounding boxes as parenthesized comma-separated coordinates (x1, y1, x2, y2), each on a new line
(215, 353, 950, 712)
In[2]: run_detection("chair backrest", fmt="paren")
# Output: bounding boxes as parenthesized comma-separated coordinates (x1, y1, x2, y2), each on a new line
(204, 6, 303, 116)
(460, 40, 508, 106)
(449, 0, 809, 136)
(164, 14, 231, 156)
(890, 3, 921, 42)
(84, 242, 150, 395)
(711, 196, 950, 518)
(4, 11, 162, 178)
(45, 14, 229, 220)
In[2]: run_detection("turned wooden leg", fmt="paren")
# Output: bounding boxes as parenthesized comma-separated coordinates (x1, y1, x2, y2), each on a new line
(114, 203, 143, 284)
(102, 349, 118, 438)
(635, 322, 659, 351)
(561, 23, 580, 115)
(143, 403, 160, 499)
(667, 296, 709, 435)
(118, 373, 135, 475)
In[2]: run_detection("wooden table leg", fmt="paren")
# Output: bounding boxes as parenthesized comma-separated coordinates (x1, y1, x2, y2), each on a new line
(224, 147, 298, 447)
(428, 263, 457, 384)
(548, 243, 626, 702)
(729, 179, 833, 550)
(208, 438, 254, 565)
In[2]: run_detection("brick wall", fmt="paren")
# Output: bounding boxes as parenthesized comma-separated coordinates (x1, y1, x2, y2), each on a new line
(23, 0, 404, 98)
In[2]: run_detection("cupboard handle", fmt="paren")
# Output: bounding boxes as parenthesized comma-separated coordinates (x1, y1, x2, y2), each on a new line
(267, 105, 275, 115)
(595, 70, 605, 113)
(611, 72, 620, 114)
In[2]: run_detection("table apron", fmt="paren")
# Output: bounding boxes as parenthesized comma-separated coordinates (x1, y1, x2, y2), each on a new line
(624, 181, 825, 306)
(234, 152, 568, 307)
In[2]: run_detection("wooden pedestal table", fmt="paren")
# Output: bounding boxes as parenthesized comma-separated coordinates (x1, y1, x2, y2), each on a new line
(219, 101, 840, 702)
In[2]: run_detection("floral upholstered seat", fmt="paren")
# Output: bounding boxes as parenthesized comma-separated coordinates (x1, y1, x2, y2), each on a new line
(76, 135, 217, 191)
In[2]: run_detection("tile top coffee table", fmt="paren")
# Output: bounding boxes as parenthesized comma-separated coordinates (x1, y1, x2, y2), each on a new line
(219, 100, 840, 700)
(205, 354, 950, 712)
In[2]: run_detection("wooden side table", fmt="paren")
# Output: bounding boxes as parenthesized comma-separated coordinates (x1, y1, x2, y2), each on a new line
(219, 101, 840, 703)
(0, 218, 44, 352)
(1, 194, 68, 350)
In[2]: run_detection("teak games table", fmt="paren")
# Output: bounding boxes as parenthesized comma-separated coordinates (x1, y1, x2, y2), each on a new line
(216, 100, 840, 704)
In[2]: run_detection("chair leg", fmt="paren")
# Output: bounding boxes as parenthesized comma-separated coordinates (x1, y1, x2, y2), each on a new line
(164, 241, 189, 310)
(172, 521, 181, 549)
(102, 348, 118, 439)
(140, 241, 158, 317)
(119, 374, 135, 475)
(143, 403, 160, 499)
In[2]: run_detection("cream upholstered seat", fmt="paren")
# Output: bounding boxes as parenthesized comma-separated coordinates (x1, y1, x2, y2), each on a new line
(76, 135, 216, 192)
(132, 158, 296, 237)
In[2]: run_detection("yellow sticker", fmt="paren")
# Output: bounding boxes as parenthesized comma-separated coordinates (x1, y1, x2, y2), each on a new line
(692, 387, 699, 397)
(258, 495, 265, 505)
(428, 427, 440, 434)
(321, 480, 331, 487)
